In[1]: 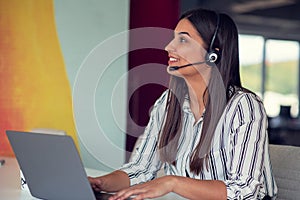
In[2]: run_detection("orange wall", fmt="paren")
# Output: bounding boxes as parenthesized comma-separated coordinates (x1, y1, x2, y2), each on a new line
(0, 0, 78, 156)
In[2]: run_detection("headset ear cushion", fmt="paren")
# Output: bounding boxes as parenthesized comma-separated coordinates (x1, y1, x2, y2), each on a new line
(206, 49, 221, 65)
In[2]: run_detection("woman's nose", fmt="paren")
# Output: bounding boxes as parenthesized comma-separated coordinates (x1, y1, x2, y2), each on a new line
(165, 40, 175, 52)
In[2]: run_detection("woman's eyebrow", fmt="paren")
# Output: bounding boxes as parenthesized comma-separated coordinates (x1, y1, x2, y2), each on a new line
(178, 31, 191, 36)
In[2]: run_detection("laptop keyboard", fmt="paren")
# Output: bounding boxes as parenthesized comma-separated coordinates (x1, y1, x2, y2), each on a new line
(94, 192, 132, 200)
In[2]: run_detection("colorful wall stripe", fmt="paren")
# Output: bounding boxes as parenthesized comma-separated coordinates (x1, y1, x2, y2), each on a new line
(126, 0, 179, 160)
(0, 0, 78, 156)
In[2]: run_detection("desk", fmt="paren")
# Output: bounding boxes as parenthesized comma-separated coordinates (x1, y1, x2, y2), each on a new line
(0, 157, 34, 200)
(0, 157, 185, 200)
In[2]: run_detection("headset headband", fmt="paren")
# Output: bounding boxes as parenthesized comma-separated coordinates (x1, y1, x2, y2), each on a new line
(209, 13, 220, 52)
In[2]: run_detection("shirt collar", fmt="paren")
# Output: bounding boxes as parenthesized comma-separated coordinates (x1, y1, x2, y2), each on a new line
(183, 95, 192, 113)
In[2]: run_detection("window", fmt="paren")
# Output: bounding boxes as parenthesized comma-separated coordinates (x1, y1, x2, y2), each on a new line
(239, 35, 300, 117)
(239, 35, 264, 96)
(265, 40, 299, 117)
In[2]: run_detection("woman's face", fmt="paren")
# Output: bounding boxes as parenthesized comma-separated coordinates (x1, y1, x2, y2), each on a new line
(165, 18, 209, 77)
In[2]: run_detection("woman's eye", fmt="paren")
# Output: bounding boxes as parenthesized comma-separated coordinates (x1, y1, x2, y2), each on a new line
(179, 37, 187, 43)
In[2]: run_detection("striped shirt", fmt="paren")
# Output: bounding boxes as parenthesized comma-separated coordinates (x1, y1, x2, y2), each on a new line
(120, 90, 278, 199)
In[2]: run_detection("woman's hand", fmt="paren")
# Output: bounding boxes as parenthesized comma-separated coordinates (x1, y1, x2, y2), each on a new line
(88, 170, 130, 193)
(88, 176, 104, 192)
(108, 175, 177, 200)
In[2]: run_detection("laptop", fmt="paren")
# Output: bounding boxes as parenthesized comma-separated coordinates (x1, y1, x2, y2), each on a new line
(6, 130, 129, 200)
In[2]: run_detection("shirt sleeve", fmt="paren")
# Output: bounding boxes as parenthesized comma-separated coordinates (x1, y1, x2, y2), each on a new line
(119, 91, 168, 186)
(224, 93, 269, 200)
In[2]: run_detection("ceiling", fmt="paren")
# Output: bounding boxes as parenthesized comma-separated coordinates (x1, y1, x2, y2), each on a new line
(181, 0, 300, 41)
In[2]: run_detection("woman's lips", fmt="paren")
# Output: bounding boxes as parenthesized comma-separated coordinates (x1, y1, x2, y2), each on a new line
(168, 56, 179, 66)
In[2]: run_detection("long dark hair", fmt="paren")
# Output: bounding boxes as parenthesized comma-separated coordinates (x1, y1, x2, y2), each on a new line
(159, 8, 244, 174)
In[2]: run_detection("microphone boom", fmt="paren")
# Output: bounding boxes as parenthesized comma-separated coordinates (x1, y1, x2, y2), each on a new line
(169, 61, 206, 71)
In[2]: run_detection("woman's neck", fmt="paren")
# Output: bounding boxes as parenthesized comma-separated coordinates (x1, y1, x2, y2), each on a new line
(185, 77, 207, 122)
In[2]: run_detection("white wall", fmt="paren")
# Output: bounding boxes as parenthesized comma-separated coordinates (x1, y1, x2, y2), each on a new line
(54, 0, 129, 171)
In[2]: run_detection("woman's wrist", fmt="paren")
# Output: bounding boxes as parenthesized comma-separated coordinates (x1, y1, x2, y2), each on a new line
(165, 175, 179, 193)
(100, 170, 130, 192)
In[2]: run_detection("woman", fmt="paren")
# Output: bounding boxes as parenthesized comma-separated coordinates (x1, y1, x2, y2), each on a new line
(89, 8, 278, 200)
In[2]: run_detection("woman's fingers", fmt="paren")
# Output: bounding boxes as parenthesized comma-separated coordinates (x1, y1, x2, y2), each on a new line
(109, 182, 163, 200)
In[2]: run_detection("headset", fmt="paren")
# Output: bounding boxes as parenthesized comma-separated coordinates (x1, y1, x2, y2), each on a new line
(205, 13, 221, 66)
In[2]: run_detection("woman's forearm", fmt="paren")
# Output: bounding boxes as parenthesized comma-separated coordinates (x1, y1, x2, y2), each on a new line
(171, 176, 227, 200)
